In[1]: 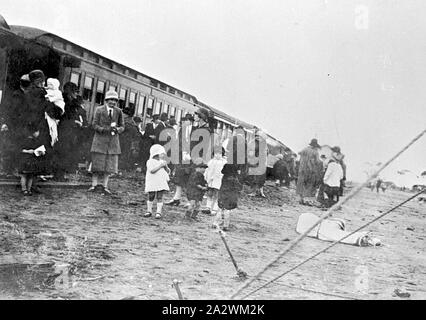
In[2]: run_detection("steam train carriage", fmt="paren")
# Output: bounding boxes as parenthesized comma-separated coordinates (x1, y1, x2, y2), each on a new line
(0, 14, 289, 154)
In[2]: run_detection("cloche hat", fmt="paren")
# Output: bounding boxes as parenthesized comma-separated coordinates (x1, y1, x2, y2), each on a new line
(150, 144, 166, 158)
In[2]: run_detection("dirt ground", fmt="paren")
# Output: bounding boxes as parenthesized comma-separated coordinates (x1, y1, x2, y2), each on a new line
(0, 173, 425, 300)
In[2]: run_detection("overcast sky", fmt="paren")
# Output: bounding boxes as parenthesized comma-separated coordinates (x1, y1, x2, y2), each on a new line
(2, 0, 425, 182)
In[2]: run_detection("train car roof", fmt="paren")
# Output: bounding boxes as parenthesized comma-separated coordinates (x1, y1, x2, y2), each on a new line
(9, 25, 198, 101)
(8, 24, 290, 152)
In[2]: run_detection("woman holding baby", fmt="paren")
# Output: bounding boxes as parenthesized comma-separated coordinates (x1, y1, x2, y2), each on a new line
(20, 70, 64, 175)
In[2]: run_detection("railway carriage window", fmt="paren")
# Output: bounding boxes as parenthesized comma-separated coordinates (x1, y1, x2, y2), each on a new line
(169, 88, 175, 95)
(160, 83, 167, 91)
(176, 109, 182, 122)
(147, 98, 154, 117)
(70, 72, 81, 87)
(170, 106, 176, 117)
(119, 88, 127, 109)
(154, 101, 162, 115)
(129, 91, 136, 114)
(96, 80, 105, 105)
(137, 95, 146, 116)
(83, 76, 94, 101)
(163, 103, 170, 115)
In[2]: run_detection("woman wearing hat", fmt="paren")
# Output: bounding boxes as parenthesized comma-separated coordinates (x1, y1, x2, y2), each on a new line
(88, 90, 125, 194)
(54, 82, 88, 180)
(296, 138, 324, 205)
(191, 107, 215, 161)
(23, 70, 64, 175)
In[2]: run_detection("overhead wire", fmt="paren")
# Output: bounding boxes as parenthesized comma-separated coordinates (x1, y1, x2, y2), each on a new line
(230, 128, 426, 300)
(240, 188, 425, 299)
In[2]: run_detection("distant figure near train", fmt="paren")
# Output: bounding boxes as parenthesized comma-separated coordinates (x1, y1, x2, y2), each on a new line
(296, 139, 323, 205)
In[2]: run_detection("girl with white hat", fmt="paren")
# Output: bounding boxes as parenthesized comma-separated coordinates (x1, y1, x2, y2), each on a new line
(144, 144, 170, 219)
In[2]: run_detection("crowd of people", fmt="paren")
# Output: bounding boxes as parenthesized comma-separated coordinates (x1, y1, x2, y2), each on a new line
(0, 69, 347, 229)
(0, 70, 88, 194)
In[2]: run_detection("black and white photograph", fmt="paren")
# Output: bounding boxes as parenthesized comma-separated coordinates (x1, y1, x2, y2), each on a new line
(0, 0, 425, 303)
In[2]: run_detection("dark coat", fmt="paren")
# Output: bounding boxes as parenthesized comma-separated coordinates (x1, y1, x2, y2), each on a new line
(55, 97, 88, 172)
(25, 86, 63, 134)
(119, 115, 142, 170)
(272, 159, 289, 181)
(18, 135, 47, 175)
(296, 146, 323, 197)
(143, 122, 156, 144)
(24, 86, 63, 174)
(154, 121, 166, 145)
(219, 164, 243, 210)
(90, 105, 125, 155)
(186, 170, 207, 201)
(190, 122, 213, 161)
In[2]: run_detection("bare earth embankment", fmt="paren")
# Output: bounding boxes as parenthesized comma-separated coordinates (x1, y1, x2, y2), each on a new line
(0, 174, 425, 300)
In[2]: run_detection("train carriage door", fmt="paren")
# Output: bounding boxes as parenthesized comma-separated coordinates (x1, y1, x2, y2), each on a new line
(136, 94, 146, 117)
(143, 96, 155, 127)
(128, 91, 137, 116)
(154, 100, 162, 115)
(0, 35, 60, 118)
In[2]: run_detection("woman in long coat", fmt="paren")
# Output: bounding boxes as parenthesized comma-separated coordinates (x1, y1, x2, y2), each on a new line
(88, 90, 124, 194)
(54, 82, 88, 179)
(24, 70, 63, 174)
(296, 139, 324, 205)
(166, 108, 214, 206)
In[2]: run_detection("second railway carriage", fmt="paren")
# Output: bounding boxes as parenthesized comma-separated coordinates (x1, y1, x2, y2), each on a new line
(0, 14, 290, 154)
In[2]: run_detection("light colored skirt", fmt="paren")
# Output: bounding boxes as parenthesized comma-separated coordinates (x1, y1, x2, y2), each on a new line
(91, 152, 118, 174)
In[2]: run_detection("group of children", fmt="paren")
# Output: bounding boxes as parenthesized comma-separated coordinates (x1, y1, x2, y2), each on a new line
(144, 144, 242, 231)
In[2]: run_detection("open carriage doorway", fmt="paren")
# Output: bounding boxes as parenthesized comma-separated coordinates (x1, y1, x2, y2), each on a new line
(6, 43, 61, 92)
(0, 34, 61, 115)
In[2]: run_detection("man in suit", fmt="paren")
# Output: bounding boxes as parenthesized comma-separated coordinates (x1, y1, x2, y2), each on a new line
(143, 114, 159, 143)
(89, 90, 125, 194)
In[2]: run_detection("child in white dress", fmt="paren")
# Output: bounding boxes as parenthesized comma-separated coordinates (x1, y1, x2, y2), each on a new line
(203, 145, 226, 215)
(45, 78, 65, 112)
(144, 144, 170, 219)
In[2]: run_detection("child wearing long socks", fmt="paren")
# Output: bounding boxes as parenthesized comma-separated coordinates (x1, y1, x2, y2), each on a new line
(144, 144, 170, 219)
(213, 164, 243, 231)
(203, 145, 226, 215)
